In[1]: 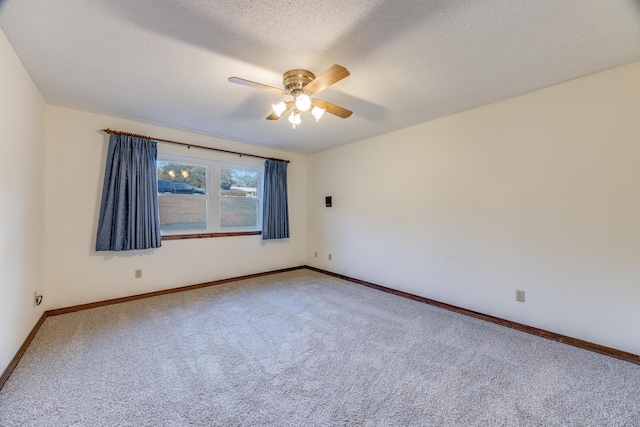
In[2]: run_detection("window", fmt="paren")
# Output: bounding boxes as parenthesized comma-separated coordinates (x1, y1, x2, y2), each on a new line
(157, 153, 262, 236)
(219, 167, 260, 229)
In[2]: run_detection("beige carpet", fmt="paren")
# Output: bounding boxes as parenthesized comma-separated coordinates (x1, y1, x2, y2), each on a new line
(1, 269, 638, 426)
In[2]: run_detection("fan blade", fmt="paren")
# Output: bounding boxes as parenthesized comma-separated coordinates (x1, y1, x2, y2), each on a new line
(304, 65, 350, 95)
(266, 101, 294, 120)
(312, 99, 352, 119)
(228, 77, 287, 95)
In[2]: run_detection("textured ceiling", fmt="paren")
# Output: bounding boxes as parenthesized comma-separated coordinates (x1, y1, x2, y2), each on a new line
(1, 0, 640, 154)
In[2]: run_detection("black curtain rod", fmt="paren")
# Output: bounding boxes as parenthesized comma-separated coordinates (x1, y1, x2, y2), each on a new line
(101, 129, 290, 164)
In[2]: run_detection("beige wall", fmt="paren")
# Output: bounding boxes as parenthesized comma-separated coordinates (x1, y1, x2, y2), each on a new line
(0, 28, 46, 371)
(2, 21, 639, 376)
(307, 61, 640, 355)
(44, 105, 306, 309)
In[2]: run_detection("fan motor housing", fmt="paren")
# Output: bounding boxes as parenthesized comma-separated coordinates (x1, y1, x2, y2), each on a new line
(283, 69, 315, 93)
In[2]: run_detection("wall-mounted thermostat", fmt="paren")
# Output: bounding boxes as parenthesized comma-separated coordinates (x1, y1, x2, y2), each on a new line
(325, 196, 332, 207)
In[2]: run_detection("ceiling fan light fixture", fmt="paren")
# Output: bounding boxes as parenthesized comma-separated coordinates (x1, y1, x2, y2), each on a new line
(311, 106, 325, 122)
(229, 65, 352, 127)
(295, 94, 311, 112)
(272, 101, 287, 117)
(288, 110, 301, 129)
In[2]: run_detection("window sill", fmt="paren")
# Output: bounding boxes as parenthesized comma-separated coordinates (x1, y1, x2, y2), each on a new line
(162, 231, 261, 240)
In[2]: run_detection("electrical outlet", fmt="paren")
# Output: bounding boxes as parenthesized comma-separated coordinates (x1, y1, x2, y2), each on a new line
(328, 254, 332, 261)
(314, 251, 318, 258)
(135, 269, 142, 279)
(516, 290, 525, 302)
(34, 291, 42, 307)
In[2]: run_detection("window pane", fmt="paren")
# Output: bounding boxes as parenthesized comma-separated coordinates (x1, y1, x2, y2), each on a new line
(220, 197, 258, 228)
(220, 168, 258, 195)
(157, 161, 206, 194)
(219, 168, 259, 229)
(159, 197, 208, 231)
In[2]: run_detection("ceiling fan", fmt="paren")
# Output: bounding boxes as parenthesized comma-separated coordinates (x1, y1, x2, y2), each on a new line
(228, 65, 352, 129)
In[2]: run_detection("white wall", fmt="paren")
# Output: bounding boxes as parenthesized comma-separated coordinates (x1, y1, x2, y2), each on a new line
(307, 61, 640, 355)
(0, 29, 46, 371)
(3, 16, 638, 375)
(44, 106, 306, 309)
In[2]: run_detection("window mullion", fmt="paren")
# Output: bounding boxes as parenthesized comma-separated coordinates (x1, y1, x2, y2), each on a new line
(210, 162, 217, 233)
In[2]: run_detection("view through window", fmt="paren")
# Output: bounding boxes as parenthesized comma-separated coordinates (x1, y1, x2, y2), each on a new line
(157, 154, 262, 235)
(219, 168, 259, 228)
(157, 160, 208, 231)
